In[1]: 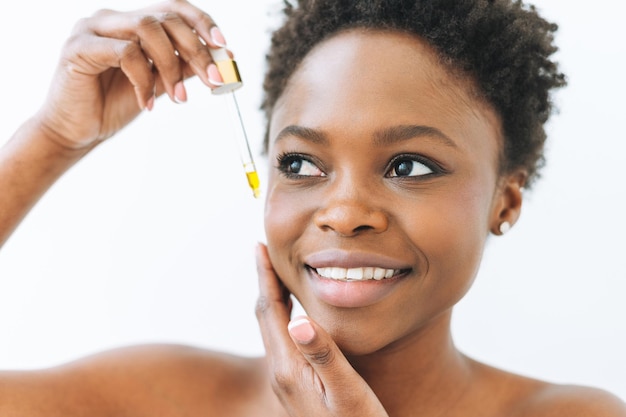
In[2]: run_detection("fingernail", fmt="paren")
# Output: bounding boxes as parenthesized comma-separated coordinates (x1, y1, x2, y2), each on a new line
(254, 243, 263, 261)
(288, 317, 315, 344)
(210, 26, 227, 48)
(174, 81, 187, 103)
(207, 64, 224, 86)
(255, 242, 265, 254)
(145, 95, 155, 111)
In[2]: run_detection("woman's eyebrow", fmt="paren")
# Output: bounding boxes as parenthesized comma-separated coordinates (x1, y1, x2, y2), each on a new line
(373, 125, 458, 148)
(274, 125, 328, 145)
(273, 124, 457, 148)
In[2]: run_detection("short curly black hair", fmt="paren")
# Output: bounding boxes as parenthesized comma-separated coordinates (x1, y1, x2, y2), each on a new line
(261, 0, 566, 187)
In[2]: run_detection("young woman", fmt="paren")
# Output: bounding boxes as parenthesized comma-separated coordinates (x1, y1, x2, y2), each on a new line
(0, 0, 624, 415)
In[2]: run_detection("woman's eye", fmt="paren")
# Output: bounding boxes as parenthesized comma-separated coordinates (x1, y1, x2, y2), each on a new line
(278, 154, 325, 177)
(388, 158, 434, 177)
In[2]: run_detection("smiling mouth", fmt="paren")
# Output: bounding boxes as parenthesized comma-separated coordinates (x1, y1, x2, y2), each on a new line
(308, 265, 409, 282)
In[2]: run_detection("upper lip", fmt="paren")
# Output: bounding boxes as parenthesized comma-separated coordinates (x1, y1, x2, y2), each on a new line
(304, 249, 412, 270)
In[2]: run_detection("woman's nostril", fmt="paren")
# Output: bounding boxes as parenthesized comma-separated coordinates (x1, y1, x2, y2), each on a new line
(313, 203, 388, 236)
(353, 224, 374, 233)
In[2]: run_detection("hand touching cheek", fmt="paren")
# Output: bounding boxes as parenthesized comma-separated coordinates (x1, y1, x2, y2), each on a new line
(255, 243, 389, 417)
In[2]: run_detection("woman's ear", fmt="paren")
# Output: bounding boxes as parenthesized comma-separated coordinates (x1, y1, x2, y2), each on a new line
(490, 170, 527, 236)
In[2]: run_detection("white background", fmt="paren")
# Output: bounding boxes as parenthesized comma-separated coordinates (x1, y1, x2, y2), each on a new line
(1, 0, 624, 400)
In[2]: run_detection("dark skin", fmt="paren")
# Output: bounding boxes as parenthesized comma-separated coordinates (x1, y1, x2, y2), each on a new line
(0, 1, 624, 416)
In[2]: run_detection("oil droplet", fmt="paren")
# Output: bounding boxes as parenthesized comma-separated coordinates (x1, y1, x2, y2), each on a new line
(246, 170, 261, 198)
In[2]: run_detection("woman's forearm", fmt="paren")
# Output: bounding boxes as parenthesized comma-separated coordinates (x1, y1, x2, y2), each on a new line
(0, 118, 91, 248)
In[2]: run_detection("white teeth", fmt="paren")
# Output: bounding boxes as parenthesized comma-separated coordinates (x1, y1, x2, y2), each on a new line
(330, 267, 345, 279)
(373, 268, 386, 280)
(315, 266, 398, 281)
(346, 268, 363, 280)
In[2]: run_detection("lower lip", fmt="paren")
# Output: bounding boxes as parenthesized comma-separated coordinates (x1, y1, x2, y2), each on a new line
(306, 267, 407, 308)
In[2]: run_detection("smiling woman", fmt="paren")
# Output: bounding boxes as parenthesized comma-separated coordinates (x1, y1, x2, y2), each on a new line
(0, 0, 625, 416)
(264, 30, 510, 356)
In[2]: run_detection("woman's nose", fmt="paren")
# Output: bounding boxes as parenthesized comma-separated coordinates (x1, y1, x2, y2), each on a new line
(312, 187, 389, 237)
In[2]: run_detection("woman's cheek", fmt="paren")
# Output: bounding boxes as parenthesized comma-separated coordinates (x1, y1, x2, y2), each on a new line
(264, 187, 312, 279)
(425, 186, 491, 286)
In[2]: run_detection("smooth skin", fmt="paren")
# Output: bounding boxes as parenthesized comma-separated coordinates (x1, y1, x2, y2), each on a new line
(0, 1, 625, 416)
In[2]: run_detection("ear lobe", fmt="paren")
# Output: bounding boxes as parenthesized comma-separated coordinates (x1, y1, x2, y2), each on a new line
(490, 171, 526, 235)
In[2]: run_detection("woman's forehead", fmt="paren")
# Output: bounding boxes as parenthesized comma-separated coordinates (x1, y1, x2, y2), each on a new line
(292, 29, 446, 88)
(268, 29, 501, 153)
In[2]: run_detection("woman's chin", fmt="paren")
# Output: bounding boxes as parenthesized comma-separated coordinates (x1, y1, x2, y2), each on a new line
(301, 310, 393, 357)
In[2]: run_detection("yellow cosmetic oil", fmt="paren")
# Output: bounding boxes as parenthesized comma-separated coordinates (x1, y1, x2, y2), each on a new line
(209, 46, 261, 199)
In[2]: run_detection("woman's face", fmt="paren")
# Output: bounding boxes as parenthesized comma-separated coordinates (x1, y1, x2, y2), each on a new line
(264, 29, 514, 355)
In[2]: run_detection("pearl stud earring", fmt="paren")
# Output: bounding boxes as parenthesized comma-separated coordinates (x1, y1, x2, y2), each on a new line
(499, 221, 511, 235)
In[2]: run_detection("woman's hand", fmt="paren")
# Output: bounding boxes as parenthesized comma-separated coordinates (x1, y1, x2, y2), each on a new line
(0, 0, 228, 247)
(255, 243, 390, 417)
(34, 0, 225, 150)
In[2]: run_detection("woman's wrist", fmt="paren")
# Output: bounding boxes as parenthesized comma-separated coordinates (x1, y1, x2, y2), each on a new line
(28, 111, 101, 155)
(0, 117, 94, 247)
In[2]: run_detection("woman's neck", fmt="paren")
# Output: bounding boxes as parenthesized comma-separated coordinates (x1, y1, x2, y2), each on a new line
(347, 310, 474, 416)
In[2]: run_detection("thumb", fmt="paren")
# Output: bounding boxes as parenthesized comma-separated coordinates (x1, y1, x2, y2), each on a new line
(288, 316, 338, 368)
(287, 315, 365, 394)
(287, 316, 389, 415)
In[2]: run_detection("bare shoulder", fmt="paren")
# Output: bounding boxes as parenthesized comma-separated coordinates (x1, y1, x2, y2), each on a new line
(467, 359, 625, 417)
(517, 383, 626, 417)
(0, 344, 277, 417)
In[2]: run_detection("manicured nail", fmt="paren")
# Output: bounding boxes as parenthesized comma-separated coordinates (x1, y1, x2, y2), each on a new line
(207, 64, 224, 86)
(174, 81, 187, 103)
(288, 317, 315, 344)
(210, 26, 227, 48)
(145, 95, 155, 111)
